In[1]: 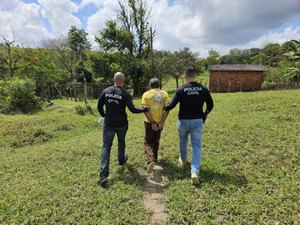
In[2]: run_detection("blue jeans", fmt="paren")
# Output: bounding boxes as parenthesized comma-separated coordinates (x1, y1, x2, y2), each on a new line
(100, 124, 128, 177)
(177, 119, 204, 175)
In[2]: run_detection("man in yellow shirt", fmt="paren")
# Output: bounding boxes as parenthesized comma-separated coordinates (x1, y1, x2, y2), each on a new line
(142, 78, 170, 174)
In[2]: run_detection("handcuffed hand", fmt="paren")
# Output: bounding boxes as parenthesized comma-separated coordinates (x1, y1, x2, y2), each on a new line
(151, 123, 158, 131)
(158, 122, 164, 131)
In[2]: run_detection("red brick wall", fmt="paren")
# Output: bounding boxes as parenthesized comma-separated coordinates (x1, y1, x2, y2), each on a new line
(209, 71, 263, 92)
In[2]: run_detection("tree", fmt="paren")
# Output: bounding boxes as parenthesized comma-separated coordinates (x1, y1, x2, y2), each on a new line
(205, 49, 220, 68)
(0, 36, 22, 78)
(282, 39, 300, 82)
(153, 50, 173, 82)
(253, 43, 282, 66)
(90, 51, 124, 82)
(95, 0, 155, 96)
(67, 26, 91, 57)
(42, 36, 74, 79)
(168, 48, 199, 88)
(220, 48, 257, 64)
(281, 41, 296, 54)
(67, 26, 91, 84)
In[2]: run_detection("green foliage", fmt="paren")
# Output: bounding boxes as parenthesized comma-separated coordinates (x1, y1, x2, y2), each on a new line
(0, 40, 36, 78)
(220, 48, 259, 64)
(75, 105, 87, 115)
(205, 49, 220, 67)
(282, 39, 300, 82)
(253, 43, 282, 66)
(94, 0, 154, 96)
(283, 64, 300, 81)
(67, 26, 91, 55)
(166, 48, 199, 88)
(90, 51, 124, 81)
(0, 78, 42, 114)
(95, 20, 133, 53)
(263, 66, 285, 82)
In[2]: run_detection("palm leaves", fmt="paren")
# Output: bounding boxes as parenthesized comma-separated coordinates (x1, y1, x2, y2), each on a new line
(283, 39, 300, 81)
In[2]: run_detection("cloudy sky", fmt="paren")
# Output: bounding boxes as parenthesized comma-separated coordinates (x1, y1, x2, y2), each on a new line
(1, 0, 300, 56)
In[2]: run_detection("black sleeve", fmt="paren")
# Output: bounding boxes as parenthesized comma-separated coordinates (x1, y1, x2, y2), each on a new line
(164, 90, 180, 111)
(204, 88, 214, 114)
(125, 91, 147, 113)
(97, 92, 106, 117)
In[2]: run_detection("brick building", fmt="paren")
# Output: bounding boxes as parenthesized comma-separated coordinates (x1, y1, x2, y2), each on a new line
(208, 64, 265, 93)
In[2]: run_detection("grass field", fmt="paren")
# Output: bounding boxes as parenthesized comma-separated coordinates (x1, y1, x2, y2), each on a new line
(0, 89, 299, 224)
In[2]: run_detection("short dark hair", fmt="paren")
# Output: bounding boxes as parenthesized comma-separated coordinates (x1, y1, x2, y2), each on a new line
(185, 66, 197, 77)
(149, 78, 160, 88)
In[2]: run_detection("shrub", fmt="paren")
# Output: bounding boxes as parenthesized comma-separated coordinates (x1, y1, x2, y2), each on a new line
(0, 78, 43, 114)
(75, 105, 87, 115)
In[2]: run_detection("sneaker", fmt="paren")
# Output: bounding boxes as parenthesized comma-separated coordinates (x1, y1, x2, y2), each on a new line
(146, 162, 155, 174)
(119, 154, 128, 166)
(191, 173, 200, 185)
(178, 158, 189, 166)
(98, 175, 108, 187)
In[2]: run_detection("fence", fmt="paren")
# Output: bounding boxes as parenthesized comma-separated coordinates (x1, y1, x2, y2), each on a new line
(261, 81, 300, 91)
(37, 82, 111, 101)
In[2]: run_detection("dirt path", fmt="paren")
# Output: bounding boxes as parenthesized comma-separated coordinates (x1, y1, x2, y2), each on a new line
(141, 164, 170, 224)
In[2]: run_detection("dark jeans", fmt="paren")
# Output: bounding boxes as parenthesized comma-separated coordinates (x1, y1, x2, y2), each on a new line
(144, 122, 161, 164)
(100, 124, 128, 177)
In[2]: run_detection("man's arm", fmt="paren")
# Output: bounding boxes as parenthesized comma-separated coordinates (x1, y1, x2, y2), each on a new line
(203, 89, 214, 123)
(204, 90, 214, 114)
(97, 93, 106, 117)
(158, 110, 169, 130)
(126, 92, 148, 113)
(164, 92, 179, 111)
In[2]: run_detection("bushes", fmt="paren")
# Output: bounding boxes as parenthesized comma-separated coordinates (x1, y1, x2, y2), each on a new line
(0, 78, 43, 114)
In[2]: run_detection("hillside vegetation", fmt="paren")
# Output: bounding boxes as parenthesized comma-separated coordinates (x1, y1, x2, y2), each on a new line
(0, 89, 299, 224)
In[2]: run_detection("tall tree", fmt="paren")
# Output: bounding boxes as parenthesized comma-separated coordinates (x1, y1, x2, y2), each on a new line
(253, 43, 282, 66)
(282, 39, 300, 82)
(67, 26, 91, 82)
(168, 48, 199, 88)
(205, 49, 220, 68)
(0, 36, 22, 78)
(42, 36, 74, 79)
(95, 0, 154, 96)
(152, 50, 173, 84)
(67, 26, 91, 64)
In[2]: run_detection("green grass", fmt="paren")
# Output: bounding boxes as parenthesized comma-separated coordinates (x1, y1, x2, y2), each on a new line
(1, 89, 299, 224)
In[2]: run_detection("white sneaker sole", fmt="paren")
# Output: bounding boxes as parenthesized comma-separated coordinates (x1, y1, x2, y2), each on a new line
(191, 174, 200, 185)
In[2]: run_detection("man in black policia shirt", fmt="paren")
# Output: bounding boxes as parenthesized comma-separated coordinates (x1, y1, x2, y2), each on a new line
(164, 66, 214, 185)
(97, 72, 148, 187)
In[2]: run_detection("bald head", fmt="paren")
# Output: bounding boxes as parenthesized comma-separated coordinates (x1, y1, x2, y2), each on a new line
(114, 72, 125, 87)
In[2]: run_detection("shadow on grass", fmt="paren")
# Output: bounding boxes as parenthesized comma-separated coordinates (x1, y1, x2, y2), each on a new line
(110, 164, 146, 187)
(159, 158, 248, 187)
(106, 158, 247, 189)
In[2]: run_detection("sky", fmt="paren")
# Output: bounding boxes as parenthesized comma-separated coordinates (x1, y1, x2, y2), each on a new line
(1, 0, 300, 57)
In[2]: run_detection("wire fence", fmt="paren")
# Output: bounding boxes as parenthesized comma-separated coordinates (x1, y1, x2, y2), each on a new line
(37, 82, 111, 101)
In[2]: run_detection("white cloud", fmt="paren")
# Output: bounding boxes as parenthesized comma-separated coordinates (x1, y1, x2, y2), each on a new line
(38, 0, 81, 34)
(145, 0, 300, 56)
(82, 1, 119, 49)
(247, 26, 300, 49)
(0, 0, 50, 47)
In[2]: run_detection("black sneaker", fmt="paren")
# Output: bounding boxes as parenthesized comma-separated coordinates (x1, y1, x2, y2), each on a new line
(98, 176, 108, 187)
(119, 154, 128, 166)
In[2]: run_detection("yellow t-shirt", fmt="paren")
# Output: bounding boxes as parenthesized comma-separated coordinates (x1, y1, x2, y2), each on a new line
(142, 88, 170, 123)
